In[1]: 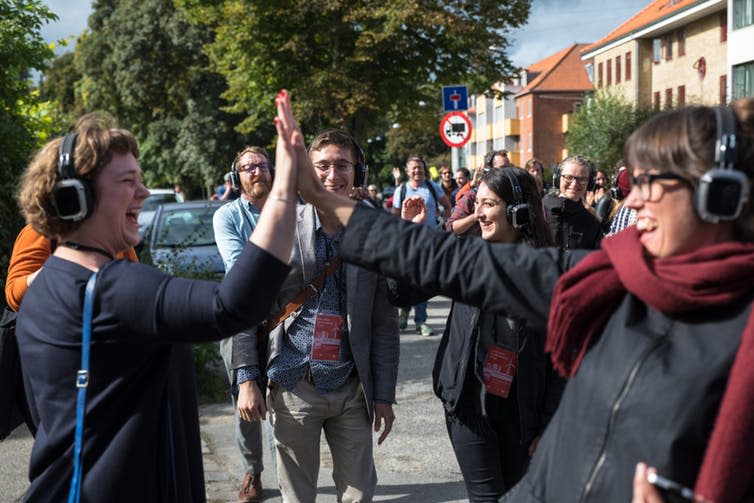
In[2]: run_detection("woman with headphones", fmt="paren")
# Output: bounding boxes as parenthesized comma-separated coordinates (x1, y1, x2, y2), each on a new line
(432, 168, 563, 500)
(297, 98, 754, 502)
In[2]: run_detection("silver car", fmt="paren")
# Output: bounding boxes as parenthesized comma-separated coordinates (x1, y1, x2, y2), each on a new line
(144, 201, 226, 279)
(138, 189, 181, 239)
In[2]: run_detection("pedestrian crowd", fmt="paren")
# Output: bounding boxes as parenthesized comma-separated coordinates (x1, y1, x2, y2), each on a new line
(3, 90, 754, 503)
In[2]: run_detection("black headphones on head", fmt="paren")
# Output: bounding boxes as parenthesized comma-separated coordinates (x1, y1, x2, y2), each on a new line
(694, 106, 750, 222)
(51, 133, 94, 222)
(553, 155, 597, 192)
(229, 150, 275, 191)
(309, 129, 369, 187)
(501, 168, 531, 229)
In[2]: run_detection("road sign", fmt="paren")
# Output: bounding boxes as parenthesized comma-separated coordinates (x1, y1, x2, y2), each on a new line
(442, 85, 468, 112)
(439, 112, 472, 148)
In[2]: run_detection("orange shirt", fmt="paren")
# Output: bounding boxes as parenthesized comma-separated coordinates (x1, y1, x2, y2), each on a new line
(4, 224, 138, 311)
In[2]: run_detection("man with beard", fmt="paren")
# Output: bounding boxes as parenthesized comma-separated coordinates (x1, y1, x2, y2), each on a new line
(213, 145, 273, 502)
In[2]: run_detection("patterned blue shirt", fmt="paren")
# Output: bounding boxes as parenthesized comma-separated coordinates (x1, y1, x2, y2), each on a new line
(239, 215, 355, 394)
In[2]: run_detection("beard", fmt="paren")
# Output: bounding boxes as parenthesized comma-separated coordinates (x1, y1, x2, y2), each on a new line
(242, 177, 271, 200)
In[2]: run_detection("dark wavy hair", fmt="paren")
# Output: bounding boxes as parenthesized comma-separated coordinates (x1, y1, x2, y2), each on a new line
(480, 167, 553, 247)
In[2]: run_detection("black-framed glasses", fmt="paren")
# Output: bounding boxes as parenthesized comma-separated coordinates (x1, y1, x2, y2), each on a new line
(238, 162, 271, 173)
(561, 174, 589, 185)
(313, 160, 355, 174)
(629, 172, 687, 201)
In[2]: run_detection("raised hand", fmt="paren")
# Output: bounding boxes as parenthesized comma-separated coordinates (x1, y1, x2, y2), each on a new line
(401, 195, 427, 224)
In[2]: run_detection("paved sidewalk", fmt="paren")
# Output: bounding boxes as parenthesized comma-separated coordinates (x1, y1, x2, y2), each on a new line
(201, 296, 469, 503)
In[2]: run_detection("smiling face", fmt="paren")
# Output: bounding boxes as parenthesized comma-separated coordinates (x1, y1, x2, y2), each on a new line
(624, 167, 732, 258)
(559, 160, 590, 201)
(87, 152, 150, 253)
(238, 151, 272, 201)
(311, 144, 356, 197)
(405, 159, 426, 184)
(474, 182, 519, 243)
(455, 171, 468, 186)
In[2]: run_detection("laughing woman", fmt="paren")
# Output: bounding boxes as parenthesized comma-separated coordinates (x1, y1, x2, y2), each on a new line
(297, 99, 754, 502)
(15, 91, 300, 502)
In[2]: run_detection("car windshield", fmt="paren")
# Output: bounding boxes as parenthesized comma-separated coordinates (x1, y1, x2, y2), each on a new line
(143, 193, 179, 212)
(153, 207, 217, 247)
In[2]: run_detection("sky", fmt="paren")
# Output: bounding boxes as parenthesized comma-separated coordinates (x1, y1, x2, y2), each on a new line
(41, 0, 651, 70)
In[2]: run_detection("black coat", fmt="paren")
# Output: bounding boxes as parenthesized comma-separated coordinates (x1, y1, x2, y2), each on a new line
(432, 302, 564, 446)
(339, 206, 754, 502)
(542, 193, 601, 249)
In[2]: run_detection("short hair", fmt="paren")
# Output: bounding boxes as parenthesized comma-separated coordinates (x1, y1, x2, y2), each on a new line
(559, 154, 594, 175)
(309, 128, 363, 166)
(17, 112, 139, 238)
(625, 100, 754, 241)
(234, 146, 269, 167)
(367, 184, 378, 191)
(456, 167, 471, 178)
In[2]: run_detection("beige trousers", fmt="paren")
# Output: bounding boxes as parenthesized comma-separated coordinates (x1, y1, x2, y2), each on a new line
(268, 376, 377, 503)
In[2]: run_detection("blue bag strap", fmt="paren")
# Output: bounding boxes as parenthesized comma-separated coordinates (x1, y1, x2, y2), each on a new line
(68, 271, 97, 503)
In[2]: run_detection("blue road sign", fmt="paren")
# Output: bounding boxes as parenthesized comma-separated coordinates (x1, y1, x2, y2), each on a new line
(442, 85, 468, 112)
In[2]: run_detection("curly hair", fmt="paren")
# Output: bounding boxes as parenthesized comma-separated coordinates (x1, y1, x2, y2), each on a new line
(17, 112, 139, 238)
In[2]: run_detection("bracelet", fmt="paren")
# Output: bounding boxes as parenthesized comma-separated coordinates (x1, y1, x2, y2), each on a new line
(268, 194, 292, 204)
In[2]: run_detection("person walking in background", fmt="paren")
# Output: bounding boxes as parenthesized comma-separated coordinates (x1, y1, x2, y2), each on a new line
(212, 145, 275, 502)
(392, 155, 451, 336)
(231, 127, 399, 502)
(524, 158, 547, 196)
(438, 165, 457, 200)
(451, 168, 470, 205)
(543, 155, 601, 249)
(13, 92, 298, 502)
(297, 99, 754, 503)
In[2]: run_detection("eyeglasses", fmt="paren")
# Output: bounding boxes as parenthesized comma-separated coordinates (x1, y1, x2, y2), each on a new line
(629, 172, 687, 201)
(238, 162, 271, 173)
(561, 174, 589, 185)
(313, 160, 355, 174)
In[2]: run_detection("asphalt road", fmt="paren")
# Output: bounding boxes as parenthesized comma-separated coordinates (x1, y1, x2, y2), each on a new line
(0, 297, 468, 502)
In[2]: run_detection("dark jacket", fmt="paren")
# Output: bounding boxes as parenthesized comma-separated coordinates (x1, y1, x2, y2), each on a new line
(339, 206, 754, 503)
(542, 193, 601, 249)
(433, 302, 564, 446)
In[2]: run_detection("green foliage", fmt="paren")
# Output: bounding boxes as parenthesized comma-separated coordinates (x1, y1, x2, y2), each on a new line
(0, 0, 60, 297)
(72, 0, 246, 196)
(565, 89, 659, 172)
(177, 0, 531, 162)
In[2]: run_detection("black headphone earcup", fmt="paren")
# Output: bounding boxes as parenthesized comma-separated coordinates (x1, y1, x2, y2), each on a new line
(52, 132, 94, 221)
(230, 171, 240, 190)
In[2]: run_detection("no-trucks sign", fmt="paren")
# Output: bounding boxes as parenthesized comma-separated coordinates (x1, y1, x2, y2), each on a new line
(439, 112, 472, 148)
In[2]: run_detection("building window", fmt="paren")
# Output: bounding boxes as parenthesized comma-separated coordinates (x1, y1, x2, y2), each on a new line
(734, 0, 754, 29)
(654, 91, 661, 110)
(721, 11, 728, 42)
(528, 132, 533, 152)
(626, 52, 632, 81)
(720, 74, 728, 104)
(678, 85, 686, 106)
(677, 29, 686, 56)
(665, 88, 673, 108)
(653, 38, 661, 63)
(585, 63, 595, 83)
(733, 61, 754, 99)
(663, 34, 673, 60)
(607, 59, 612, 86)
(616, 56, 622, 84)
(598, 62, 603, 87)
(528, 99, 532, 117)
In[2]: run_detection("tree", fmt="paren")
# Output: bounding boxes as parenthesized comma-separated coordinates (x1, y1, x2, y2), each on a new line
(73, 0, 249, 195)
(565, 89, 658, 171)
(177, 0, 531, 149)
(0, 0, 59, 296)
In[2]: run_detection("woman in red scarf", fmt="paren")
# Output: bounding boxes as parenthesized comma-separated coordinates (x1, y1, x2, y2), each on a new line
(293, 98, 754, 503)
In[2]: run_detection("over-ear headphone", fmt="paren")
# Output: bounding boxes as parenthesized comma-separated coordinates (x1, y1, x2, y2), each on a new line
(230, 150, 275, 191)
(694, 106, 750, 222)
(553, 155, 597, 192)
(502, 168, 531, 229)
(51, 133, 94, 222)
(353, 143, 368, 187)
(309, 129, 369, 187)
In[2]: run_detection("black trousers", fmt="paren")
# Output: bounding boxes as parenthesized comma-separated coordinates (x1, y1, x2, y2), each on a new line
(445, 389, 530, 502)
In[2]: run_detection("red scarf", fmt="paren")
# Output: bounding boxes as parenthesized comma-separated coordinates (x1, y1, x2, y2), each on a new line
(546, 226, 754, 502)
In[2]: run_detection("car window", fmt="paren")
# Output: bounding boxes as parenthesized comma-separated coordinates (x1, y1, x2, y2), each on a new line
(143, 193, 179, 212)
(153, 207, 217, 247)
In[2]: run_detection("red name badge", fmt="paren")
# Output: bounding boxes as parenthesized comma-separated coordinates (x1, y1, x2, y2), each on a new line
(483, 345, 518, 398)
(311, 313, 343, 362)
